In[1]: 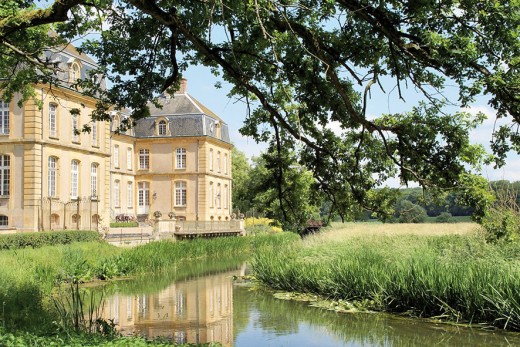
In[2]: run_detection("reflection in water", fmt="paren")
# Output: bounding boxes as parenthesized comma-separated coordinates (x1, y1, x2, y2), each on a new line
(96, 260, 520, 347)
(99, 264, 245, 346)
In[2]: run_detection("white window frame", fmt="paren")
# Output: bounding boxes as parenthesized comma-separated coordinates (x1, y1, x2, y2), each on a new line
(224, 184, 228, 209)
(90, 163, 98, 198)
(0, 101, 9, 135)
(224, 153, 228, 175)
(49, 103, 57, 137)
(48, 157, 57, 197)
(209, 182, 214, 208)
(0, 155, 9, 196)
(209, 149, 213, 171)
(175, 181, 187, 206)
(176, 148, 186, 169)
(114, 180, 120, 207)
(217, 151, 221, 173)
(216, 183, 221, 209)
(72, 113, 79, 142)
(114, 145, 119, 168)
(139, 149, 149, 169)
(91, 121, 97, 145)
(158, 120, 167, 135)
(127, 181, 133, 208)
(0, 215, 7, 227)
(127, 147, 132, 170)
(71, 160, 79, 199)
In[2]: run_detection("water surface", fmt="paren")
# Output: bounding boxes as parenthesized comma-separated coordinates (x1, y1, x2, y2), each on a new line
(96, 259, 520, 346)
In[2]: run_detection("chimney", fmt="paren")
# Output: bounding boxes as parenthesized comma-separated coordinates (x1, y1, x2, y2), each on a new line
(178, 78, 187, 94)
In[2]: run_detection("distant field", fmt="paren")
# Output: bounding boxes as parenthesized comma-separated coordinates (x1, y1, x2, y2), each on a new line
(317, 221, 480, 242)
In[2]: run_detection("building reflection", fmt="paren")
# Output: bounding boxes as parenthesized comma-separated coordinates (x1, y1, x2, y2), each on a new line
(100, 267, 244, 346)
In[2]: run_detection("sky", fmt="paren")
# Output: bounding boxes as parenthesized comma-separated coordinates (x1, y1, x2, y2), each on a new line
(180, 64, 520, 186)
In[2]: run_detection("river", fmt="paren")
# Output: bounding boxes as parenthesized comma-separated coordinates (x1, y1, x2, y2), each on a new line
(94, 258, 520, 346)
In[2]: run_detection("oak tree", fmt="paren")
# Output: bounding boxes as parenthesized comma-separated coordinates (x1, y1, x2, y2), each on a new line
(1, 1, 519, 218)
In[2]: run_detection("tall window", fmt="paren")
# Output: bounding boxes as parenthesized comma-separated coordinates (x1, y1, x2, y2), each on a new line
(91, 121, 97, 145)
(139, 149, 149, 169)
(224, 153, 228, 175)
(0, 155, 9, 196)
(127, 147, 132, 170)
(71, 113, 79, 142)
(71, 63, 80, 82)
(0, 101, 9, 135)
(209, 182, 214, 208)
(176, 148, 186, 169)
(0, 215, 7, 227)
(158, 120, 167, 135)
(48, 157, 57, 197)
(217, 151, 221, 173)
(49, 104, 57, 137)
(175, 181, 187, 206)
(224, 184, 228, 209)
(71, 160, 79, 199)
(216, 183, 221, 209)
(127, 182, 133, 208)
(90, 163, 98, 198)
(114, 145, 119, 168)
(114, 180, 120, 207)
(209, 149, 213, 171)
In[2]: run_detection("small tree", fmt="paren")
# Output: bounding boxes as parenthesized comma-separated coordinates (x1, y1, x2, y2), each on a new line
(396, 200, 427, 223)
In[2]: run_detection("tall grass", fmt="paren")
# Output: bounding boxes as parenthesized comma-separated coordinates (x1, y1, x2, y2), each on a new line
(0, 233, 298, 330)
(253, 224, 520, 330)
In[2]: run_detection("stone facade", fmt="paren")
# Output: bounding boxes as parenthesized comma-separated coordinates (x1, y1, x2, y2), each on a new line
(0, 48, 232, 232)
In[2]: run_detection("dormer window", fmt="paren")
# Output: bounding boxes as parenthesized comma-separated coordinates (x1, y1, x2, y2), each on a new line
(71, 62, 80, 83)
(158, 120, 167, 135)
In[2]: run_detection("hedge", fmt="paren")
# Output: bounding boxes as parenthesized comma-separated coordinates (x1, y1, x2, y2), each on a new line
(0, 230, 101, 250)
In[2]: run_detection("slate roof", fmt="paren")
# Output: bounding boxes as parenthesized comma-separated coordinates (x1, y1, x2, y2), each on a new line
(132, 92, 231, 144)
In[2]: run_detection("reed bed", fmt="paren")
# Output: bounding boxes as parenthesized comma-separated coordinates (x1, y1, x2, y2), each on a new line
(252, 223, 520, 330)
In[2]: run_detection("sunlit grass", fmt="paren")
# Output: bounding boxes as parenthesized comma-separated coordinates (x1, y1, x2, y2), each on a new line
(253, 222, 520, 330)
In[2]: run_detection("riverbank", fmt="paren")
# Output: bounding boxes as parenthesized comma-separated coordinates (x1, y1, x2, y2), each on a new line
(252, 222, 520, 330)
(0, 233, 298, 345)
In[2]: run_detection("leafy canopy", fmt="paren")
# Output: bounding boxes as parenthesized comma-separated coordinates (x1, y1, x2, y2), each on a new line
(1, 0, 519, 218)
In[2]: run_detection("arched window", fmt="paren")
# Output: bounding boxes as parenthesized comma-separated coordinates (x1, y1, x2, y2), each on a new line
(158, 120, 167, 135)
(71, 160, 79, 199)
(224, 153, 228, 175)
(71, 63, 80, 82)
(216, 183, 221, 209)
(71, 214, 81, 228)
(217, 151, 221, 173)
(114, 180, 120, 207)
(90, 163, 98, 198)
(49, 103, 57, 137)
(224, 184, 228, 209)
(127, 181, 133, 208)
(209, 182, 214, 208)
(51, 214, 60, 229)
(48, 157, 57, 197)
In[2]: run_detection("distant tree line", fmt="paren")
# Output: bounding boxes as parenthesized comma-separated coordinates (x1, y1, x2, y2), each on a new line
(233, 147, 519, 229)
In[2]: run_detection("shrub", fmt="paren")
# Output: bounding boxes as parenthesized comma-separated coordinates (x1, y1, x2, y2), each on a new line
(0, 230, 101, 250)
(436, 212, 453, 223)
(109, 222, 139, 228)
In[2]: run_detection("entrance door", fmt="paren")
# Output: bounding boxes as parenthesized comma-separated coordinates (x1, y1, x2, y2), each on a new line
(138, 182, 150, 214)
